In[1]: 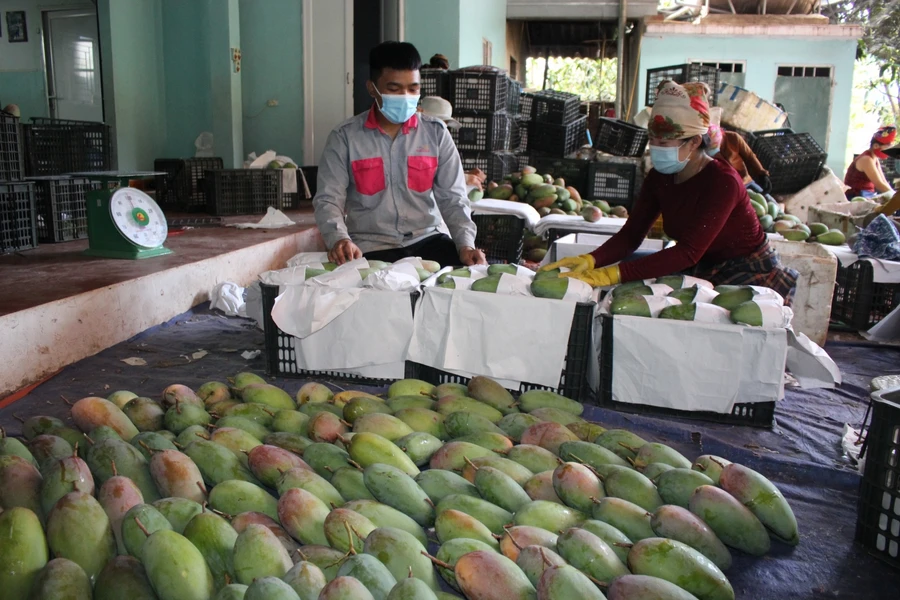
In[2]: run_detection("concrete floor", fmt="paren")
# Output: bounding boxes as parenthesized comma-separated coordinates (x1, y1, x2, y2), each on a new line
(0, 207, 318, 317)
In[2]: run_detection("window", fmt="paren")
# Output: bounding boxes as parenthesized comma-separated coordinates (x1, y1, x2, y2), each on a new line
(483, 38, 492, 66)
(692, 61, 745, 74)
(776, 66, 832, 78)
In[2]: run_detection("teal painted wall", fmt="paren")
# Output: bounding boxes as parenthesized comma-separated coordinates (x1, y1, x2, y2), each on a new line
(458, 0, 506, 68)
(638, 33, 857, 175)
(239, 0, 304, 164)
(208, 0, 243, 167)
(162, 0, 212, 158)
(405, 0, 460, 69)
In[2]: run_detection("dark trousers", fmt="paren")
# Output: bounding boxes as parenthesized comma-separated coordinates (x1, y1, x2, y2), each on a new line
(363, 233, 461, 268)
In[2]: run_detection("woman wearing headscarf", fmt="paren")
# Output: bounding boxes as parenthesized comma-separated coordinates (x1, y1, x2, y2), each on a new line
(541, 81, 798, 303)
(844, 126, 897, 200)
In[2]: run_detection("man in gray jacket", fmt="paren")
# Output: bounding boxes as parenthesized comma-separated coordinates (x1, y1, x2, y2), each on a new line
(313, 41, 485, 267)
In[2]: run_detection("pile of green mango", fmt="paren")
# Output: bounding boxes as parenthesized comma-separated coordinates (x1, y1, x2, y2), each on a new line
(748, 191, 845, 245)
(0, 372, 798, 600)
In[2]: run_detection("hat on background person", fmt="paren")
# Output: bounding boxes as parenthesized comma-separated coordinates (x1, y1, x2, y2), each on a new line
(871, 126, 897, 159)
(419, 96, 461, 129)
(2, 104, 20, 118)
(648, 81, 711, 140)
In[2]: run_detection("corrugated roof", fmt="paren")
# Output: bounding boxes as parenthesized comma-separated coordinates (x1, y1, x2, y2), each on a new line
(508, 0, 659, 20)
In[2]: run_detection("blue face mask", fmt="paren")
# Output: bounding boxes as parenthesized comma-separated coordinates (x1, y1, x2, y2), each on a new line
(374, 86, 419, 124)
(650, 142, 690, 174)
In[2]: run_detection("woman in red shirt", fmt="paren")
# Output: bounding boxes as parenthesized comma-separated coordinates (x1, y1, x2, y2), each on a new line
(844, 126, 896, 200)
(542, 81, 798, 303)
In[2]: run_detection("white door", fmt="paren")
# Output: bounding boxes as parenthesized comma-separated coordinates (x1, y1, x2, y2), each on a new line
(44, 8, 103, 122)
(303, 0, 354, 165)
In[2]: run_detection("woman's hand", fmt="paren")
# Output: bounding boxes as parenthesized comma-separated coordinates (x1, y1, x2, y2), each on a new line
(540, 254, 595, 273)
(328, 239, 363, 265)
(561, 265, 621, 287)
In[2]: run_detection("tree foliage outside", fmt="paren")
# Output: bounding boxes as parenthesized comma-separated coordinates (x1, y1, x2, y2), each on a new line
(525, 57, 617, 102)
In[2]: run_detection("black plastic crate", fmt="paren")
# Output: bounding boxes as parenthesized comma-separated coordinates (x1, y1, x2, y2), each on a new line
(882, 157, 898, 180)
(449, 71, 508, 112)
(507, 80, 523, 115)
(857, 387, 900, 569)
(451, 112, 510, 152)
(532, 156, 591, 191)
(23, 118, 111, 176)
(596, 314, 776, 427)
(414, 301, 595, 400)
(530, 117, 588, 157)
(460, 152, 518, 184)
(646, 63, 720, 107)
(586, 161, 637, 204)
(29, 177, 99, 243)
(154, 157, 223, 212)
(751, 129, 826, 195)
(473, 213, 526, 264)
(520, 94, 535, 120)
(0, 181, 37, 254)
(261, 282, 419, 383)
(532, 90, 581, 125)
(594, 118, 649, 158)
(831, 261, 900, 331)
(0, 112, 23, 182)
(420, 69, 450, 99)
(205, 169, 283, 216)
(510, 118, 530, 154)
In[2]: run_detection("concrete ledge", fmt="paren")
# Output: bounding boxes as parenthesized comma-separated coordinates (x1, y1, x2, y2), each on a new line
(0, 227, 322, 396)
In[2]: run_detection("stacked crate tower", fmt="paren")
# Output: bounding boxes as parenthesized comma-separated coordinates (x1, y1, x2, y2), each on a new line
(0, 110, 37, 254)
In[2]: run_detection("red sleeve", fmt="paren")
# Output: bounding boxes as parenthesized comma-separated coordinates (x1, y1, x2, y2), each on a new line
(617, 166, 743, 282)
(589, 178, 661, 268)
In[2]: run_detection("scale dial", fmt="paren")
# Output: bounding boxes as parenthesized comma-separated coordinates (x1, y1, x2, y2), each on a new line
(109, 188, 168, 249)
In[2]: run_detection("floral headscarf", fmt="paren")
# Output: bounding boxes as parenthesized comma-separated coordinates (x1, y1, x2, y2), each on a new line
(649, 81, 711, 140)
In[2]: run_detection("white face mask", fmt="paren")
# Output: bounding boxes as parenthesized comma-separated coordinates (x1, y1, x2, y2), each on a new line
(650, 141, 690, 174)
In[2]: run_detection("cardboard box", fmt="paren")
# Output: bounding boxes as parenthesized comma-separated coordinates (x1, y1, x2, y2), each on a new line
(770, 239, 837, 347)
(808, 201, 880, 237)
(717, 84, 788, 132)
(775, 170, 849, 223)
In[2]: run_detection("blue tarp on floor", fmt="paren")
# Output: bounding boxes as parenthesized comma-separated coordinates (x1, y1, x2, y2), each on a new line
(3, 305, 899, 599)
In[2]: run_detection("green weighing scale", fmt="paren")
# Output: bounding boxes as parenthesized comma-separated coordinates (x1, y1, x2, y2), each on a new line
(70, 171, 173, 260)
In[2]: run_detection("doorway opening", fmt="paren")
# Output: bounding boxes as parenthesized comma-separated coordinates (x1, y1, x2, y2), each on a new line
(42, 7, 103, 122)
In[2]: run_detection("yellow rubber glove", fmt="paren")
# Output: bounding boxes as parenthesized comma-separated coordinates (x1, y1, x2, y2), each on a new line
(539, 254, 595, 273)
(561, 265, 621, 287)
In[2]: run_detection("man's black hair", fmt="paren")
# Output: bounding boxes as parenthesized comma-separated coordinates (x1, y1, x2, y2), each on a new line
(369, 41, 422, 82)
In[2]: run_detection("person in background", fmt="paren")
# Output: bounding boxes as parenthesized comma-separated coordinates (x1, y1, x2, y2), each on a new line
(844, 126, 897, 200)
(417, 96, 486, 192)
(719, 130, 771, 194)
(541, 81, 798, 304)
(427, 54, 450, 70)
(313, 41, 485, 268)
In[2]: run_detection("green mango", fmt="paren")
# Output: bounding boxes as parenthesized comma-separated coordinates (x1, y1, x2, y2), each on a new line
(434, 538, 498, 591)
(344, 396, 393, 424)
(556, 526, 629, 582)
(22, 416, 66, 440)
(432, 382, 469, 399)
(537, 564, 606, 600)
(499, 525, 559, 561)
(594, 429, 648, 461)
(514, 500, 586, 533)
(299, 403, 344, 418)
(29, 558, 92, 600)
(348, 432, 420, 476)
(657, 468, 715, 508)
(130, 431, 178, 460)
(711, 286, 755, 311)
(691, 455, 731, 485)
(364, 526, 440, 590)
(336, 553, 397, 600)
(330, 466, 376, 501)
(460, 453, 531, 484)
(271, 410, 311, 436)
(209, 480, 279, 521)
(525, 407, 584, 427)
(123, 397, 166, 432)
(396, 432, 443, 466)
(516, 545, 567, 587)
(808, 222, 829, 236)
(149, 449, 206, 503)
(295, 545, 346, 582)
(454, 551, 536, 600)
(611, 282, 653, 298)
(352, 413, 414, 441)
(342, 499, 428, 546)
(93, 556, 158, 600)
(229, 511, 298, 556)
(393, 408, 446, 439)
(592, 497, 655, 542)
(759, 214, 774, 231)
(264, 431, 314, 456)
(387, 395, 434, 411)
(416, 469, 480, 504)
(209, 428, 263, 470)
(153, 497, 203, 533)
(278, 466, 345, 507)
(86, 439, 161, 501)
(719, 463, 799, 545)
(233, 524, 293, 584)
(435, 396, 504, 422)
(497, 413, 545, 442)
(0, 507, 48, 598)
(164, 402, 211, 435)
(143, 529, 215, 600)
(468, 376, 519, 415)
(39, 455, 94, 516)
(607, 574, 702, 599)
(668, 287, 699, 304)
(474, 465, 532, 513)
(72, 396, 140, 441)
(627, 537, 734, 600)
(308, 411, 350, 444)
(766, 201, 779, 219)
(506, 444, 560, 474)
(523, 471, 564, 503)
(435, 507, 500, 548)
(46, 491, 116, 582)
(364, 463, 435, 527)
(319, 576, 376, 600)
(610, 295, 653, 317)
(388, 576, 439, 600)
(122, 503, 173, 558)
(245, 576, 302, 600)
(518, 390, 584, 416)
(183, 511, 239, 590)
(603, 468, 663, 511)
(215, 416, 271, 441)
(578, 519, 633, 564)
(240, 383, 296, 410)
(184, 439, 259, 487)
(688, 485, 770, 556)
(552, 462, 605, 513)
(388, 378, 434, 398)
(437, 268, 471, 284)
(197, 380, 231, 405)
(28, 434, 74, 470)
(215, 584, 249, 599)
(283, 561, 327, 600)
(530, 277, 583, 300)
(222, 402, 277, 426)
(302, 443, 354, 479)
(444, 411, 507, 439)
(519, 422, 580, 455)
(436, 494, 513, 535)
(324, 507, 377, 553)
(98, 474, 145, 554)
(643, 462, 676, 481)
(781, 229, 810, 242)
(651, 504, 732, 571)
(248, 444, 311, 488)
(277, 487, 330, 546)
(633, 443, 692, 470)
(659, 304, 700, 321)
(453, 432, 514, 453)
